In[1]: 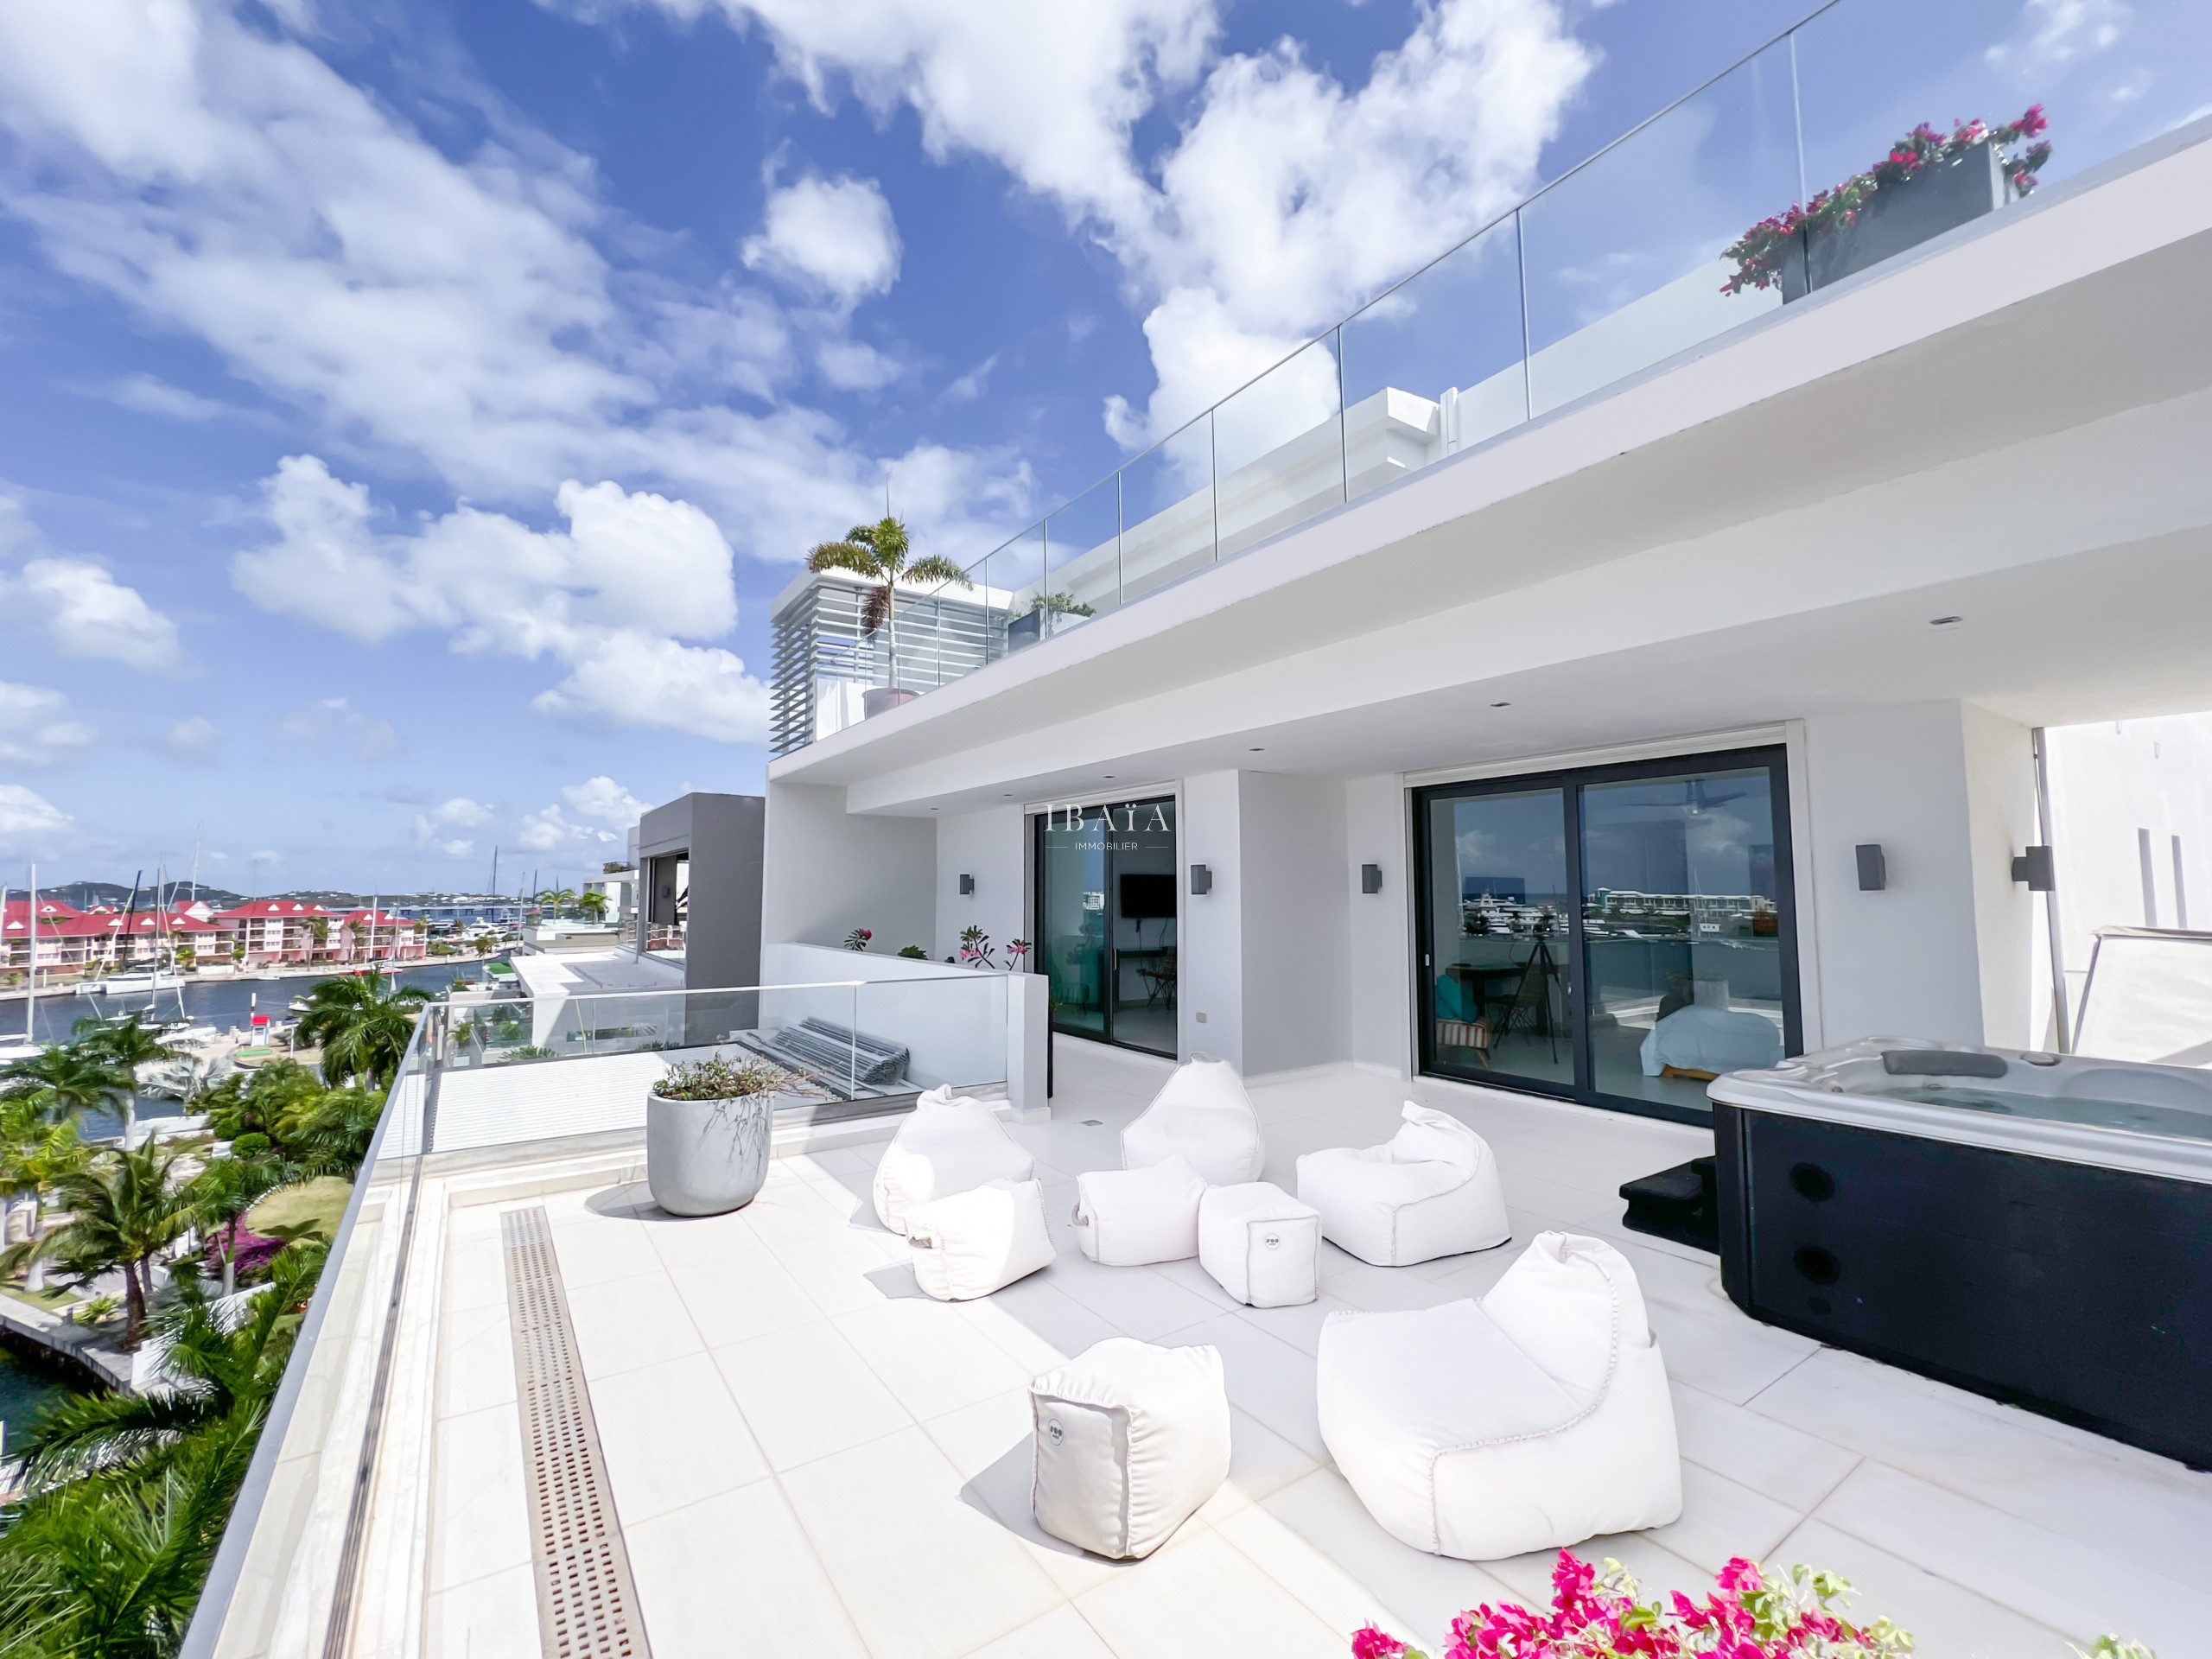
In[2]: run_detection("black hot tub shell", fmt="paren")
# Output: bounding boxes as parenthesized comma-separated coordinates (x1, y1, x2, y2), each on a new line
(1709, 1038, 2212, 1468)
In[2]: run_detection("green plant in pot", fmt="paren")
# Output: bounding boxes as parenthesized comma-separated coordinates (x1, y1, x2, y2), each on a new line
(645, 1054, 804, 1217)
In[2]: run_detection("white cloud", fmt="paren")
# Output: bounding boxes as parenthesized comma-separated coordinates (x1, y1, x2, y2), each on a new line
(1, 550, 185, 670)
(817, 338, 901, 392)
(276, 695, 404, 761)
(513, 803, 619, 853)
(238, 456, 772, 743)
(103, 372, 228, 421)
(562, 776, 649, 827)
(742, 173, 902, 308)
(250, 849, 282, 869)
(0, 784, 75, 853)
(1988, 0, 2128, 71)
(643, 0, 1592, 445)
(0, 683, 98, 767)
(414, 796, 494, 858)
(158, 714, 221, 762)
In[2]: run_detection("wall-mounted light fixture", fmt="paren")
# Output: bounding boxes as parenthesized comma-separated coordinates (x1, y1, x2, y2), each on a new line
(958, 874, 975, 896)
(1854, 844, 1886, 892)
(1361, 863, 1383, 895)
(1189, 863, 1212, 896)
(2011, 845, 2056, 892)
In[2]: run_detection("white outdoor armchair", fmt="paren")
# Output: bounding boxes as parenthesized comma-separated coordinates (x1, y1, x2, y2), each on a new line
(1121, 1054, 1264, 1186)
(1294, 1102, 1509, 1266)
(873, 1085, 1036, 1236)
(1317, 1231, 1682, 1560)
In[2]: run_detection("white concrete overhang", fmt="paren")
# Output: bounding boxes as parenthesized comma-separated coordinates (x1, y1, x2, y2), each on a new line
(768, 119, 2212, 816)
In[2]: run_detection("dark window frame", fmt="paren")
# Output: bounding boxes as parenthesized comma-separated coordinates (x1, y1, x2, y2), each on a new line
(1413, 744, 1802, 1126)
(1033, 794, 1180, 1060)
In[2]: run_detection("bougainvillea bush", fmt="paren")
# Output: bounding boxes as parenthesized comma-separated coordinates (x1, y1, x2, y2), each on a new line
(1350, 1550, 1912, 1659)
(1723, 106, 2052, 296)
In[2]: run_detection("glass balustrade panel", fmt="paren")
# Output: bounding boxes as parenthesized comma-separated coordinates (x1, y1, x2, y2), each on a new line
(1340, 215, 1529, 499)
(1211, 332, 1346, 559)
(1117, 416, 1217, 605)
(995, 524, 1052, 657)
(1046, 477, 1122, 632)
(1520, 37, 1801, 416)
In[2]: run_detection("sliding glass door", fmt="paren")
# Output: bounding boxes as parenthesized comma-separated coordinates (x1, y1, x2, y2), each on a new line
(1036, 797, 1178, 1056)
(1416, 747, 1798, 1122)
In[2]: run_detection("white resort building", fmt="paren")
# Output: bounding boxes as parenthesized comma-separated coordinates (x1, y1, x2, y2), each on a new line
(181, 18, 2212, 1659)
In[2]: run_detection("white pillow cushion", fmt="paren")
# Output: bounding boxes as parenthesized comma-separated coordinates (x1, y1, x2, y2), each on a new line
(1317, 1232, 1681, 1560)
(908, 1178, 1055, 1301)
(1294, 1102, 1509, 1266)
(1074, 1155, 1207, 1265)
(1122, 1055, 1264, 1186)
(874, 1085, 1035, 1236)
(1198, 1182, 1320, 1307)
(1030, 1338, 1230, 1559)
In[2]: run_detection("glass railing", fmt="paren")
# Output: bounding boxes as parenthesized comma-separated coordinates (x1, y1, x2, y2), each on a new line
(781, 0, 2209, 753)
(180, 971, 1020, 1659)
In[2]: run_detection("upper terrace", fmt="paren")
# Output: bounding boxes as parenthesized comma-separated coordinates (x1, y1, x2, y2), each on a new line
(180, 978, 2211, 1659)
(770, 0, 2212, 794)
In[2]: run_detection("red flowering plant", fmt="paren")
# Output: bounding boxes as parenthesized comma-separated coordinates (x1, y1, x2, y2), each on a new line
(1348, 1548, 1913, 1659)
(1723, 105, 2052, 296)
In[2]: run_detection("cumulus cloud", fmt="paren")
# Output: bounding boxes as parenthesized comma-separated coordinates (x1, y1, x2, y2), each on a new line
(0, 784, 75, 853)
(514, 804, 617, 852)
(237, 456, 772, 743)
(742, 173, 903, 307)
(0, 517, 186, 671)
(415, 795, 496, 857)
(562, 776, 650, 828)
(102, 372, 229, 422)
(0, 683, 98, 767)
(276, 695, 404, 761)
(158, 715, 221, 762)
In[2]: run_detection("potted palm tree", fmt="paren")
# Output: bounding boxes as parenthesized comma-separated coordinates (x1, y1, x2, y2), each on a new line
(806, 516, 973, 717)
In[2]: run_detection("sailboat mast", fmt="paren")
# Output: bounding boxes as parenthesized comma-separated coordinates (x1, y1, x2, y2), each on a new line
(24, 864, 35, 1042)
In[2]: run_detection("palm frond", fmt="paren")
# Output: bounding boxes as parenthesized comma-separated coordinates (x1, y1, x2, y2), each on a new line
(11, 1389, 219, 1494)
(807, 539, 883, 580)
(904, 555, 972, 589)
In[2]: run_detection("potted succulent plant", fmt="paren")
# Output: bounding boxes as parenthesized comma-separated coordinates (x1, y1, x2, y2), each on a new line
(1726, 107, 2051, 302)
(645, 1053, 802, 1216)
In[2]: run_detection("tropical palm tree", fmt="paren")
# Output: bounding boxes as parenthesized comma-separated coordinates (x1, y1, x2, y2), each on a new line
(10, 1243, 324, 1494)
(292, 969, 431, 1088)
(4, 1141, 194, 1347)
(182, 1155, 281, 1298)
(0, 1043, 133, 1130)
(577, 889, 608, 923)
(806, 516, 972, 692)
(74, 1015, 186, 1143)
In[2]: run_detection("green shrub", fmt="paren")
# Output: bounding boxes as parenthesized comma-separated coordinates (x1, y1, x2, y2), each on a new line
(898, 944, 928, 959)
(231, 1132, 272, 1157)
(657, 1054, 794, 1101)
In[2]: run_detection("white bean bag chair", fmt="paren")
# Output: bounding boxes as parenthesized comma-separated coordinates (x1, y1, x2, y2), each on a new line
(873, 1085, 1035, 1236)
(1074, 1155, 1206, 1266)
(1295, 1103, 1508, 1267)
(1317, 1232, 1681, 1560)
(1121, 1054, 1264, 1186)
(1030, 1338, 1230, 1559)
(1198, 1182, 1320, 1307)
(907, 1178, 1055, 1301)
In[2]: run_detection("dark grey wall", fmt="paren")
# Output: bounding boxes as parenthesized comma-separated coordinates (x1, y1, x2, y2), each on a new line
(636, 791, 765, 995)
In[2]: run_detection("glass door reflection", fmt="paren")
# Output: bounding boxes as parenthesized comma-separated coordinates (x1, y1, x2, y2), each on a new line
(1039, 806, 1107, 1042)
(1037, 797, 1177, 1057)
(1580, 766, 1791, 1115)
(1422, 786, 1574, 1090)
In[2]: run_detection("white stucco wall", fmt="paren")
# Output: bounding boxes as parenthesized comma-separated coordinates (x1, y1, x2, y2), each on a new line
(1238, 772, 1352, 1075)
(1179, 770, 1245, 1068)
(933, 804, 1028, 967)
(1960, 702, 2044, 1049)
(761, 780, 936, 954)
(1346, 772, 1414, 1074)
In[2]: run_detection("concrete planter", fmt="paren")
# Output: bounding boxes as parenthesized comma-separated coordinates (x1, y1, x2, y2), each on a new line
(1781, 138, 2006, 302)
(864, 686, 921, 718)
(645, 1089, 773, 1216)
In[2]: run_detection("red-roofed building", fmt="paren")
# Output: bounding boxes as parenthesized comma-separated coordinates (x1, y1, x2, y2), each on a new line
(213, 900, 335, 966)
(333, 908, 429, 964)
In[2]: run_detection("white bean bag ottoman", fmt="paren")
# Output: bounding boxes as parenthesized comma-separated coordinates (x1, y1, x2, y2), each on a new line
(1295, 1102, 1508, 1266)
(1198, 1182, 1320, 1307)
(873, 1085, 1036, 1236)
(1122, 1054, 1264, 1187)
(1030, 1338, 1230, 1559)
(908, 1178, 1056, 1301)
(1317, 1231, 1681, 1560)
(1074, 1155, 1205, 1266)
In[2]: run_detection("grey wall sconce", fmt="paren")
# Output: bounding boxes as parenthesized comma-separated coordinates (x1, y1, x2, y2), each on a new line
(957, 874, 975, 895)
(1855, 844, 1886, 892)
(1189, 863, 1212, 896)
(1361, 863, 1383, 894)
(2012, 845, 2056, 892)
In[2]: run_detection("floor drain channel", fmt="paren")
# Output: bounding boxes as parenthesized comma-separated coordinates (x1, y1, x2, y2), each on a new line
(502, 1206, 652, 1659)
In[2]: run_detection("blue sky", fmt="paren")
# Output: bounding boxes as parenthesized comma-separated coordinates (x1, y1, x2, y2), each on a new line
(0, 0, 2186, 897)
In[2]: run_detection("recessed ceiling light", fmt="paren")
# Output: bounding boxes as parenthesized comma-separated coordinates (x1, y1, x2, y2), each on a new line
(1491, 701, 1511, 709)
(1249, 747, 1264, 752)
(1103, 774, 1115, 779)
(1929, 615, 1964, 628)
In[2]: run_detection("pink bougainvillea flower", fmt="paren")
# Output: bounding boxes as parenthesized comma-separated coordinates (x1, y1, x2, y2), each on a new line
(1351, 1627, 1408, 1659)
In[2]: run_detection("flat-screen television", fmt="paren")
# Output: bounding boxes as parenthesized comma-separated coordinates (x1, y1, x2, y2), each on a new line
(1119, 873, 1175, 920)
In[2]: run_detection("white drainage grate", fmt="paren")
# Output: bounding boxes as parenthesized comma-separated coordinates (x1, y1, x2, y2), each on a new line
(502, 1207, 653, 1659)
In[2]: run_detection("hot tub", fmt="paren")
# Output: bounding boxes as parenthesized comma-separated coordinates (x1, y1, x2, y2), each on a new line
(1709, 1037, 2212, 1467)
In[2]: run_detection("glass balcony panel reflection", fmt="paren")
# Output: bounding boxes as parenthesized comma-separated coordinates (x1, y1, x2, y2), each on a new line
(1046, 477, 1121, 632)
(1118, 416, 1217, 605)
(995, 524, 1051, 655)
(1211, 333, 1345, 558)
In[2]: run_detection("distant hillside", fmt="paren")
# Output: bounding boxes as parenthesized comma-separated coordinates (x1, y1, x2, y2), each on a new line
(32, 880, 249, 910)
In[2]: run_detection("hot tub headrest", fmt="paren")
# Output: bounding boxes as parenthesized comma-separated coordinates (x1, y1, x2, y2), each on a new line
(1881, 1049, 2008, 1079)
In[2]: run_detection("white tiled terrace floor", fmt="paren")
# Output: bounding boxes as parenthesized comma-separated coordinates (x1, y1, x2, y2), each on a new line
(424, 1039, 2212, 1659)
